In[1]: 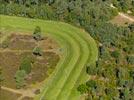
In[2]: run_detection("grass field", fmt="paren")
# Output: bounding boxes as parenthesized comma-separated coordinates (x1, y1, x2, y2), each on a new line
(0, 15, 98, 100)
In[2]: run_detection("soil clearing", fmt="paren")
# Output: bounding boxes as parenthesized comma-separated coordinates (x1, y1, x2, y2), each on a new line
(110, 14, 134, 26)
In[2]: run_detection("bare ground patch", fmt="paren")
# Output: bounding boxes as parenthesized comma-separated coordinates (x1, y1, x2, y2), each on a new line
(110, 14, 134, 26)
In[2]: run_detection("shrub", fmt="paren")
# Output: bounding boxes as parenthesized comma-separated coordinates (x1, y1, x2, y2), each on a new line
(33, 46, 43, 56)
(86, 80, 97, 89)
(128, 24, 134, 32)
(1, 40, 9, 48)
(33, 26, 43, 41)
(19, 56, 32, 74)
(111, 50, 120, 58)
(86, 65, 97, 75)
(129, 70, 134, 79)
(14, 70, 26, 89)
(77, 84, 88, 94)
(126, 55, 134, 64)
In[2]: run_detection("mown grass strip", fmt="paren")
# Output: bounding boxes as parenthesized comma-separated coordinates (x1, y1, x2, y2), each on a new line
(54, 26, 89, 100)
(64, 25, 98, 100)
(40, 24, 81, 100)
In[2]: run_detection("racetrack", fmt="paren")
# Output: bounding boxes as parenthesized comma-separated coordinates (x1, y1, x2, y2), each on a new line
(0, 15, 98, 100)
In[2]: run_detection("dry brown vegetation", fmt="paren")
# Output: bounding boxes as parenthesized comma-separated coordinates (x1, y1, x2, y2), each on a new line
(0, 33, 60, 100)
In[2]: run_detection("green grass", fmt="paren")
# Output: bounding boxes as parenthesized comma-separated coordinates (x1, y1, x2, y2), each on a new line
(0, 15, 98, 100)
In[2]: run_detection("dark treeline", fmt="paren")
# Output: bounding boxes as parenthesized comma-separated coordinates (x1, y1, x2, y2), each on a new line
(0, 0, 134, 99)
(0, 0, 118, 21)
(0, 0, 119, 41)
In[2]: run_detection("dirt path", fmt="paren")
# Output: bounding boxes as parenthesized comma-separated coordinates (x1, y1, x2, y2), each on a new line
(1, 86, 22, 94)
(118, 13, 134, 22)
(17, 88, 35, 100)
(0, 49, 59, 53)
(110, 4, 134, 22)
(1, 86, 35, 100)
